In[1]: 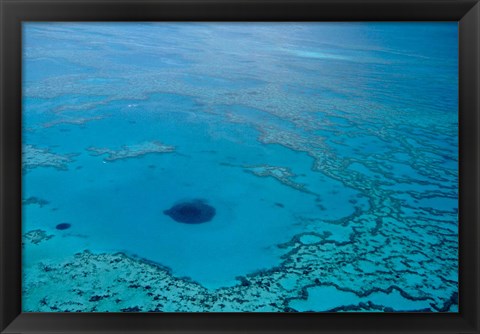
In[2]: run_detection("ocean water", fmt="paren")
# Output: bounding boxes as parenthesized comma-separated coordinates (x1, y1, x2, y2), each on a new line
(22, 22, 458, 312)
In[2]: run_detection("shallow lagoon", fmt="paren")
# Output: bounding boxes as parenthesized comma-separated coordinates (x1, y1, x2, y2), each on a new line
(22, 22, 458, 312)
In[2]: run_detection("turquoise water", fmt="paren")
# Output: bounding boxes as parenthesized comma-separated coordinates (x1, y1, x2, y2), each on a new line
(22, 22, 458, 312)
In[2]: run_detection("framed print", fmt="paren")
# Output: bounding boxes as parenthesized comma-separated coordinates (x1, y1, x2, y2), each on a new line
(1, 0, 479, 333)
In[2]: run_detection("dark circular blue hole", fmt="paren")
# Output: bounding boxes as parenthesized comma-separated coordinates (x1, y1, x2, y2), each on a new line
(56, 223, 71, 230)
(164, 200, 216, 224)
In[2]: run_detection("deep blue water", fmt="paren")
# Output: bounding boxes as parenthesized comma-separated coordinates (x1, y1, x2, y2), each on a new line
(22, 23, 458, 312)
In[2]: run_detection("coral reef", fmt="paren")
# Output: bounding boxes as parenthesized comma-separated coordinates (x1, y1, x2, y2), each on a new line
(22, 144, 76, 172)
(42, 115, 105, 128)
(22, 230, 457, 312)
(23, 229, 54, 245)
(21, 23, 458, 313)
(22, 196, 50, 207)
(244, 165, 312, 194)
(86, 141, 175, 162)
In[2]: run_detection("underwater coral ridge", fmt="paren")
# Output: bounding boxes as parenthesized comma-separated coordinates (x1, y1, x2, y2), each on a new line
(22, 185, 458, 312)
(86, 141, 175, 162)
(23, 229, 54, 245)
(23, 211, 458, 313)
(22, 144, 77, 172)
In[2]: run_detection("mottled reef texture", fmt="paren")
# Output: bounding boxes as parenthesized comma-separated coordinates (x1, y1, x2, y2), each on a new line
(22, 144, 77, 172)
(22, 24, 458, 312)
(21, 112, 458, 312)
(23, 229, 54, 245)
(21, 115, 458, 312)
(23, 205, 457, 312)
(86, 141, 175, 162)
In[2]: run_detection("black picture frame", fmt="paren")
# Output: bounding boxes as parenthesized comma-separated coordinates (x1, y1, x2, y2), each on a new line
(1, 0, 479, 333)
